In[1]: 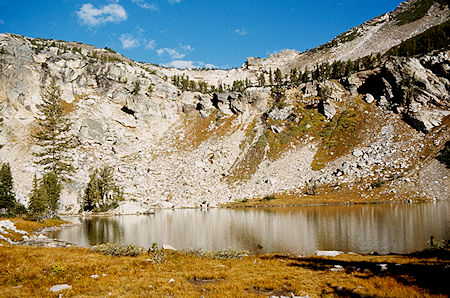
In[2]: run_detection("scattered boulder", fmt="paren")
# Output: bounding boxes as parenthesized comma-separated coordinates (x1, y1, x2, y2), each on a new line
(318, 99, 337, 120)
(364, 93, 375, 104)
(49, 284, 72, 293)
(267, 106, 294, 121)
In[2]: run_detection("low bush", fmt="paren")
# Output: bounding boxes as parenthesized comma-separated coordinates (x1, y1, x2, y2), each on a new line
(185, 248, 250, 260)
(91, 243, 146, 257)
(262, 195, 276, 201)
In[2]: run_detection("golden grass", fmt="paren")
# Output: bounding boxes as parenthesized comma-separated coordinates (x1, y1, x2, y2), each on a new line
(0, 245, 447, 297)
(174, 112, 238, 151)
(224, 184, 429, 208)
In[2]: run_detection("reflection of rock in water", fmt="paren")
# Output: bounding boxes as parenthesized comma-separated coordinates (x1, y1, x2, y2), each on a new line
(55, 201, 450, 254)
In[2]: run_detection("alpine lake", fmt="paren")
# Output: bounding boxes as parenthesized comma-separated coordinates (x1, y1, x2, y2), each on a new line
(49, 200, 449, 255)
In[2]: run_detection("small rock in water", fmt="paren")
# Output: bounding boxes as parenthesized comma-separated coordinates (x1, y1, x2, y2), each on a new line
(162, 244, 176, 250)
(90, 274, 100, 279)
(50, 284, 72, 293)
(315, 250, 344, 257)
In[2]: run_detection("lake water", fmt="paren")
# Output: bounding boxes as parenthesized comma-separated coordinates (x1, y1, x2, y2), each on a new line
(51, 201, 449, 255)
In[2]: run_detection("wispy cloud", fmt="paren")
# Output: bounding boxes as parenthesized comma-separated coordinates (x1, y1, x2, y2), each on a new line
(132, 0, 158, 10)
(145, 39, 156, 50)
(157, 48, 185, 59)
(163, 60, 217, 69)
(168, 0, 181, 3)
(76, 3, 127, 26)
(156, 44, 193, 59)
(119, 33, 140, 49)
(163, 60, 195, 68)
(235, 29, 248, 36)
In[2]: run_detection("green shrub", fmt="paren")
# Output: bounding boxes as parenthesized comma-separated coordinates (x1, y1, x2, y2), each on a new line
(185, 248, 250, 260)
(147, 243, 167, 263)
(255, 132, 268, 149)
(262, 195, 276, 201)
(426, 237, 448, 249)
(370, 179, 385, 189)
(91, 243, 146, 256)
(51, 263, 66, 275)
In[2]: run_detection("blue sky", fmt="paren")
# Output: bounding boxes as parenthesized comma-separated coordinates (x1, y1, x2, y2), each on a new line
(0, 0, 403, 69)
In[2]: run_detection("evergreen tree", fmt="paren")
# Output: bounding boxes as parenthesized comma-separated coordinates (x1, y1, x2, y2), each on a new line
(33, 79, 76, 181)
(82, 166, 124, 212)
(274, 68, 283, 86)
(0, 162, 16, 211)
(28, 172, 61, 221)
(257, 73, 265, 86)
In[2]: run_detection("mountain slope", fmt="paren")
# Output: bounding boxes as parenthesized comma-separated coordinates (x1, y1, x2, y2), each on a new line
(244, 0, 449, 73)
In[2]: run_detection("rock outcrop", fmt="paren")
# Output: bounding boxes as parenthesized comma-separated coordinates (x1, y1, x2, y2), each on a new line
(359, 52, 450, 132)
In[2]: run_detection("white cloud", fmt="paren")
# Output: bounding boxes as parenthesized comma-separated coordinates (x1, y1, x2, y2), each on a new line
(163, 60, 217, 69)
(119, 33, 140, 49)
(145, 39, 156, 50)
(180, 44, 194, 52)
(163, 60, 195, 69)
(76, 3, 127, 26)
(235, 29, 248, 36)
(132, 0, 158, 10)
(156, 44, 193, 59)
(204, 63, 217, 69)
(168, 0, 181, 3)
(157, 48, 185, 59)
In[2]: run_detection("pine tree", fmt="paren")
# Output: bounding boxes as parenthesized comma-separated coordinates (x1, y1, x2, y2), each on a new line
(274, 68, 283, 86)
(28, 172, 62, 221)
(33, 79, 76, 181)
(257, 73, 266, 86)
(28, 175, 46, 220)
(0, 162, 16, 211)
(82, 166, 123, 212)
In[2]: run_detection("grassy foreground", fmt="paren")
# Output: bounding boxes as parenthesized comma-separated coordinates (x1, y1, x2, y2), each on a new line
(1, 218, 448, 297)
(1, 246, 449, 297)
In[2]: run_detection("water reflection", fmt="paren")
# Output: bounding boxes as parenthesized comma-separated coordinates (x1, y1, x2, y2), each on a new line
(51, 201, 449, 255)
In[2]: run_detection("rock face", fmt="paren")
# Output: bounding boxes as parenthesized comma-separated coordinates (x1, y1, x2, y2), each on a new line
(0, 0, 449, 213)
(359, 53, 450, 132)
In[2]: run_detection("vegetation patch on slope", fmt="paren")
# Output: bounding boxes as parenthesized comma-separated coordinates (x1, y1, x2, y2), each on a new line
(174, 111, 237, 151)
(312, 106, 362, 171)
(395, 0, 448, 26)
(387, 20, 450, 57)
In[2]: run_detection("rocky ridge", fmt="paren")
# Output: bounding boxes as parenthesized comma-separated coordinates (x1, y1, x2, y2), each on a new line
(0, 0, 449, 213)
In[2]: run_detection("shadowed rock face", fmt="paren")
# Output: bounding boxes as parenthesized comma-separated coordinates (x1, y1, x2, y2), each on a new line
(0, 0, 449, 213)
(358, 53, 450, 132)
